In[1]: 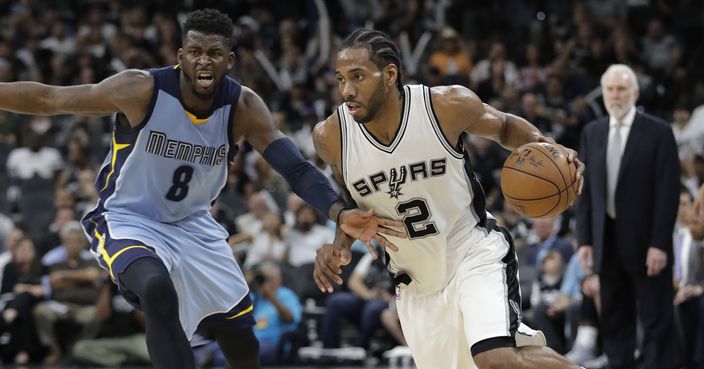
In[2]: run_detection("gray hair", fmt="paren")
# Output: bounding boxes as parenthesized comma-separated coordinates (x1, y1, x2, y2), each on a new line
(60, 220, 84, 239)
(600, 64, 639, 92)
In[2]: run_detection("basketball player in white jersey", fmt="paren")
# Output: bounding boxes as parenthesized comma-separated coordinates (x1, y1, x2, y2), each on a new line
(313, 29, 585, 369)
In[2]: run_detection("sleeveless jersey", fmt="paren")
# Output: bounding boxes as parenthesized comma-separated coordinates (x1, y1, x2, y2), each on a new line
(85, 65, 239, 224)
(340, 84, 488, 295)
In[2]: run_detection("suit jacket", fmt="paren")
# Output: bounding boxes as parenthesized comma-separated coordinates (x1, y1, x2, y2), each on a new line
(576, 111, 680, 276)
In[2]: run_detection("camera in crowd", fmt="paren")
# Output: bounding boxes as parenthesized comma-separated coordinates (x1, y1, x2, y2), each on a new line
(249, 264, 267, 290)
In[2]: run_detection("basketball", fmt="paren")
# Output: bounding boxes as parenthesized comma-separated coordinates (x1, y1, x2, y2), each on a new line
(500, 142, 578, 218)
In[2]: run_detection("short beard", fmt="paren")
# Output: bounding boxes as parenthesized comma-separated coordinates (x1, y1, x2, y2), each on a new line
(355, 82, 387, 124)
(182, 71, 218, 99)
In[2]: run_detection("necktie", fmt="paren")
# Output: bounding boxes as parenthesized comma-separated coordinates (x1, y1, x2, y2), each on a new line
(606, 122, 623, 218)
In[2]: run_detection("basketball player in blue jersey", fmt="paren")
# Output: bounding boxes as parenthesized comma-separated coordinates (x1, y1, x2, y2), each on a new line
(0, 10, 406, 369)
(313, 30, 586, 369)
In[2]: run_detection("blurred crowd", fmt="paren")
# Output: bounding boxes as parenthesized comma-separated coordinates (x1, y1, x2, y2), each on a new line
(0, 0, 702, 367)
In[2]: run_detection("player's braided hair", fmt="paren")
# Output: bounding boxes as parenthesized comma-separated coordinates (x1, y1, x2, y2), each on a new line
(183, 9, 234, 48)
(341, 29, 404, 93)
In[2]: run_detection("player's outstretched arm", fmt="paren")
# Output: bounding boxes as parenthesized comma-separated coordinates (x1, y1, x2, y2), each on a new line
(0, 69, 153, 125)
(235, 88, 407, 243)
(430, 85, 584, 194)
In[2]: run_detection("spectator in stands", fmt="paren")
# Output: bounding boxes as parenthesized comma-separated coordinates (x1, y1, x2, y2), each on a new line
(321, 247, 393, 351)
(38, 206, 75, 257)
(249, 261, 301, 364)
(230, 191, 277, 260)
(673, 187, 704, 368)
(565, 274, 602, 366)
(41, 221, 93, 268)
(244, 212, 288, 268)
(428, 27, 472, 80)
(672, 99, 704, 163)
(286, 204, 334, 268)
(641, 19, 680, 73)
(471, 41, 518, 90)
(530, 250, 568, 353)
(6, 127, 62, 181)
(522, 217, 574, 268)
(517, 43, 549, 93)
(71, 278, 149, 367)
(0, 227, 24, 288)
(33, 222, 103, 364)
(0, 237, 44, 364)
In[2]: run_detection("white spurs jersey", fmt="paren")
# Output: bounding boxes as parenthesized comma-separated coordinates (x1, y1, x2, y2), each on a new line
(340, 84, 490, 295)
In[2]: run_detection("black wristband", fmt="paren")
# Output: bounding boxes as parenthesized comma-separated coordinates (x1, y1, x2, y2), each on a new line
(336, 206, 353, 225)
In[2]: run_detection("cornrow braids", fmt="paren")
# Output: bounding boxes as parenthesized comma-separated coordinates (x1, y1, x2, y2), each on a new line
(183, 9, 234, 48)
(341, 29, 404, 93)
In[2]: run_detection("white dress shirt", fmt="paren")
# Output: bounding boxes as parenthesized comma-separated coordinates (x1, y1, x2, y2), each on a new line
(607, 106, 637, 157)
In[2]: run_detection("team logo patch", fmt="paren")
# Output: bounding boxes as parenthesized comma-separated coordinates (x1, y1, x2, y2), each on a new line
(387, 166, 407, 199)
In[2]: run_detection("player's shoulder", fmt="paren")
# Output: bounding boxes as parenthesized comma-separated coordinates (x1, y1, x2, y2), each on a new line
(314, 110, 342, 140)
(110, 69, 153, 90)
(312, 110, 342, 164)
(428, 84, 479, 102)
(104, 69, 154, 105)
(233, 85, 269, 116)
(425, 84, 484, 129)
(236, 85, 257, 105)
(428, 84, 482, 112)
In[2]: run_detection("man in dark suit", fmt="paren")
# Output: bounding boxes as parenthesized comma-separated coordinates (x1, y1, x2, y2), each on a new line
(576, 64, 680, 369)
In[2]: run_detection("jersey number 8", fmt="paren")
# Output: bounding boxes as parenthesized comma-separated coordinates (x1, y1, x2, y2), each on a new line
(165, 165, 194, 201)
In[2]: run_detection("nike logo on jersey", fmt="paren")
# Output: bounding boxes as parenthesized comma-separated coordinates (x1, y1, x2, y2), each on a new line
(352, 158, 447, 198)
(145, 130, 226, 167)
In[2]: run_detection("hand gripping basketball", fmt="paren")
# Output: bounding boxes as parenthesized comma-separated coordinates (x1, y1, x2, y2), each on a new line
(501, 141, 582, 218)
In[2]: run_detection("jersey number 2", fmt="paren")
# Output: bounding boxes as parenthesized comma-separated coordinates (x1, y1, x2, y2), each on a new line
(166, 165, 194, 201)
(396, 198, 438, 239)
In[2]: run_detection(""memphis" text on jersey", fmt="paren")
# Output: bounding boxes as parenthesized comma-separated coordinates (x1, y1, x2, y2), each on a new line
(145, 130, 227, 167)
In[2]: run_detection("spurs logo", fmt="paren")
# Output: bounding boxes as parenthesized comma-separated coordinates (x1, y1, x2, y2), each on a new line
(351, 158, 447, 198)
(387, 166, 407, 199)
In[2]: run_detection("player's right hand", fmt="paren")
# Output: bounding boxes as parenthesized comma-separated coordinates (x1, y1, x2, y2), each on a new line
(314, 243, 351, 293)
(577, 245, 593, 274)
(338, 208, 407, 252)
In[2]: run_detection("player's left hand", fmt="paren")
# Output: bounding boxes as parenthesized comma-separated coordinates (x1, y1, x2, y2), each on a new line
(314, 243, 350, 293)
(646, 246, 667, 277)
(338, 208, 407, 252)
(537, 136, 584, 197)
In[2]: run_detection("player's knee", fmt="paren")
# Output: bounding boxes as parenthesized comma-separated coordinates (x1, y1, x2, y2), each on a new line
(473, 347, 519, 369)
(140, 272, 178, 315)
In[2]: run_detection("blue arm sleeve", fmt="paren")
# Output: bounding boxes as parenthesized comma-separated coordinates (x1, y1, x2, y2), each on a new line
(262, 137, 339, 217)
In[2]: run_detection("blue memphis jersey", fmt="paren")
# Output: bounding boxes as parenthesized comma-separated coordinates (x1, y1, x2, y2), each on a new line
(86, 65, 240, 223)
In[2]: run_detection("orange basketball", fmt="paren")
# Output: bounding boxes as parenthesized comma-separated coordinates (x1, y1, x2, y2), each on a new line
(500, 142, 578, 218)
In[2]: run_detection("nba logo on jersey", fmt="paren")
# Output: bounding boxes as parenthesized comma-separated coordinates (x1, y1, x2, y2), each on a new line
(395, 285, 401, 300)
